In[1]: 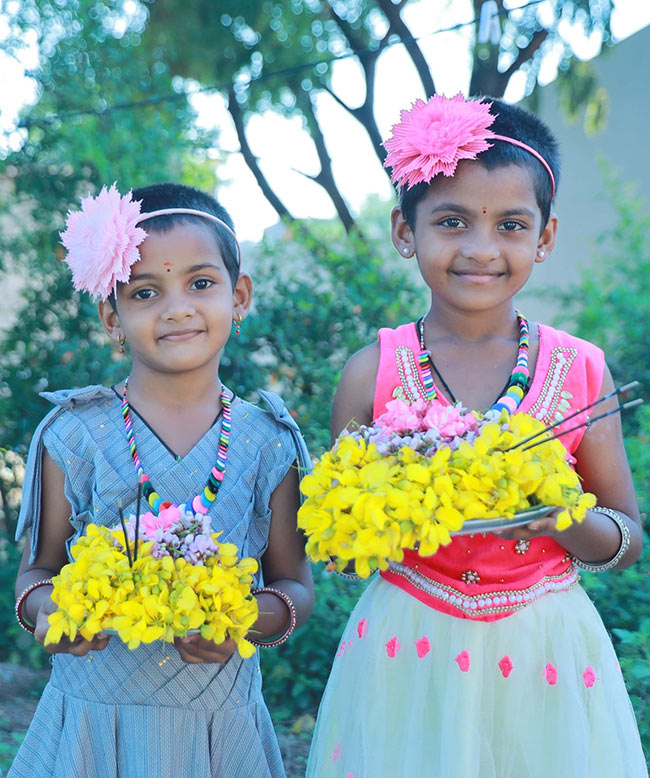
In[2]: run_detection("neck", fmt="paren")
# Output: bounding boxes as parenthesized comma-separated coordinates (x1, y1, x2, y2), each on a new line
(423, 301, 520, 343)
(125, 360, 224, 409)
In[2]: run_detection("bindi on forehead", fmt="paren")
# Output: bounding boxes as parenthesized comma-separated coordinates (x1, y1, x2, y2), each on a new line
(163, 261, 173, 273)
(482, 206, 487, 214)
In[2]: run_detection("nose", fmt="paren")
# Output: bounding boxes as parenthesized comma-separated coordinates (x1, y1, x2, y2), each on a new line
(161, 292, 196, 322)
(459, 226, 500, 264)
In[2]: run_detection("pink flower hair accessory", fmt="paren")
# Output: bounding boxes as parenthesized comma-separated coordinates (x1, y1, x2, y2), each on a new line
(383, 93, 555, 198)
(60, 184, 242, 301)
(384, 94, 496, 189)
(60, 183, 147, 301)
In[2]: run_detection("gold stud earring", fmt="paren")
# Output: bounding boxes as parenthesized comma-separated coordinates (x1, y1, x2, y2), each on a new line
(233, 314, 242, 335)
(116, 334, 126, 354)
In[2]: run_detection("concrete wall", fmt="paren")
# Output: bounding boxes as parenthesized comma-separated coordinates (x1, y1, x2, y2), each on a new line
(516, 26, 650, 324)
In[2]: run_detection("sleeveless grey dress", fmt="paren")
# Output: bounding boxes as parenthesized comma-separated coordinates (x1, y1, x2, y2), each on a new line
(10, 384, 310, 778)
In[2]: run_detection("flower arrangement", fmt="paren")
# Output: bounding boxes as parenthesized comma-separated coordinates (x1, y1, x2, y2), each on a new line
(298, 400, 597, 578)
(45, 505, 259, 656)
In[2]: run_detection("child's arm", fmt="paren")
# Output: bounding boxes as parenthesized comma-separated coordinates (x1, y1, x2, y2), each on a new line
(498, 364, 644, 568)
(331, 343, 379, 442)
(15, 449, 110, 655)
(174, 463, 314, 663)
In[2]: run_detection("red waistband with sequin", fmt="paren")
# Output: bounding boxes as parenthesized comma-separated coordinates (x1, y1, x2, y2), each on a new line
(381, 560, 580, 622)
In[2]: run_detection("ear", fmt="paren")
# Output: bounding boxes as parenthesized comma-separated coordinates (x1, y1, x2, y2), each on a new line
(97, 299, 122, 340)
(232, 272, 253, 321)
(391, 206, 415, 258)
(536, 212, 558, 264)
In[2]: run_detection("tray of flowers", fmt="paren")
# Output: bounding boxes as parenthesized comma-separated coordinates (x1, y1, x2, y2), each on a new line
(45, 504, 259, 656)
(298, 399, 598, 579)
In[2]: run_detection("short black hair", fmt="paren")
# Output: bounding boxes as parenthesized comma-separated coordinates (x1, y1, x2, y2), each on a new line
(109, 183, 238, 308)
(399, 98, 560, 231)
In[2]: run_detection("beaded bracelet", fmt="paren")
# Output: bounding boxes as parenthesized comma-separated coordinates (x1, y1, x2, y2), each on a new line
(571, 507, 631, 572)
(249, 587, 297, 648)
(15, 579, 53, 633)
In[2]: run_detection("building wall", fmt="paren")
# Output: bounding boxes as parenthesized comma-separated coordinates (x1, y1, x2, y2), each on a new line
(516, 26, 650, 324)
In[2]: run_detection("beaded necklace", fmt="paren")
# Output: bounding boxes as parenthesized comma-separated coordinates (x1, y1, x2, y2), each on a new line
(416, 310, 530, 413)
(121, 378, 232, 515)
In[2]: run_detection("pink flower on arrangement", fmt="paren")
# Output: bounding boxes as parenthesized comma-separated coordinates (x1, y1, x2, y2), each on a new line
(60, 183, 148, 300)
(455, 650, 470, 672)
(583, 667, 598, 688)
(415, 636, 431, 658)
(140, 505, 181, 537)
(498, 655, 514, 678)
(383, 94, 496, 189)
(423, 404, 478, 438)
(386, 636, 401, 658)
(357, 618, 368, 639)
(544, 663, 558, 685)
(376, 398, 423, 433)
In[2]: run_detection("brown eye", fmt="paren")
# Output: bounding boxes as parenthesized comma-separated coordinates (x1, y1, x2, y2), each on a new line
(133, 288, 157, 300)
(190, 278, 215, 290)
(499, 221, 523, 232)
(439, 217, 465, 228)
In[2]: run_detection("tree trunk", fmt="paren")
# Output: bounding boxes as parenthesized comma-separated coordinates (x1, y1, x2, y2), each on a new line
(227, 88, 293, 221)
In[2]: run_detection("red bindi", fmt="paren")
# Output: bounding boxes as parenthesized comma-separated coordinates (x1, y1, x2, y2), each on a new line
(481, 206, 487, 214)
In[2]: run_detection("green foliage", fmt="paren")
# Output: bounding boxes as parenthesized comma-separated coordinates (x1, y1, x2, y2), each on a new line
(222, 219, 422, 451)
(554, 170, 650, 407)
(261, 570, 367, 721)
(560, 176, 650, 757)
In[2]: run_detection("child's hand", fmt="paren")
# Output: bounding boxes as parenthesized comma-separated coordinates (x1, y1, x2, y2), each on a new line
(173, 634, 238, 664)
(35, 598, 110, 656)
(491, 509, 563, 541)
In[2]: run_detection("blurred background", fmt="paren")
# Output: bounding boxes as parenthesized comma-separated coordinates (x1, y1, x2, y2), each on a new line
(0, 1, 648, 774)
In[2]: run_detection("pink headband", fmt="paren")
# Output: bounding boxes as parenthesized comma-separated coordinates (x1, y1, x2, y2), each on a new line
(489, 135, 555, 199)
(60, 184, 242, 301)
(383, 94, 556, 200)
(137, 208, 242, 268)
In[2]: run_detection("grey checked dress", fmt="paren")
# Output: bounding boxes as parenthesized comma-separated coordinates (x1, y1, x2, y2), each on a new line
(10, 384, 310, 778)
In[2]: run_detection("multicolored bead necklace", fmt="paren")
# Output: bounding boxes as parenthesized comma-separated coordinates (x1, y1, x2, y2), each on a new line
(120, 377, 232, 515)
(416, 310, 530, 413)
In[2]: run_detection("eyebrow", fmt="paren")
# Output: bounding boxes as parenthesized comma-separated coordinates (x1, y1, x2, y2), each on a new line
(428, 203, 536, 219)
(129, 263, 223, 281)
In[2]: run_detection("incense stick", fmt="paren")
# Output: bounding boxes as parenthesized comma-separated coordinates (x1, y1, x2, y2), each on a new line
(520, 398, 644, 452)
(134, 482, 142, 562)
(117, 499, 133, 567)
(504, 381, 640, 452)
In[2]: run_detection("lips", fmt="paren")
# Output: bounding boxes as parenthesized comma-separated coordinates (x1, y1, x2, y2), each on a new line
(159, 329, 204, 342)
(452, 270, 505, 284)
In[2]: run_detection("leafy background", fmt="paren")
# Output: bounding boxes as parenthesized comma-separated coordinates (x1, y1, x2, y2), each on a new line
(0, 0, 648, 773)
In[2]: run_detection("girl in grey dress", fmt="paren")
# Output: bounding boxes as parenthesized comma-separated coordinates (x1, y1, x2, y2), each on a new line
(10, 182, 313, 778)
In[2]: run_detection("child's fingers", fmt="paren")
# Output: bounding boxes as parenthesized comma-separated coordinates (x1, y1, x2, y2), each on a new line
(492, 514, 560, 540)
(173, 635, 237, 664)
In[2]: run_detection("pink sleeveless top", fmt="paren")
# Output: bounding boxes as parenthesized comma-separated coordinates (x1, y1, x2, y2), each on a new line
(375, 322, 605, 622)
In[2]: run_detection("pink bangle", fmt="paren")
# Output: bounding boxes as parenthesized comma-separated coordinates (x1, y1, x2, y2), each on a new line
(15, 579, 53, 633)
(249, 587, 297, 648)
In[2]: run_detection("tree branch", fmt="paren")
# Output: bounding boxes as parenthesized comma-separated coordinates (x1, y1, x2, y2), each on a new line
(297, 91, 359, 235)
(375, 0, 436, 97)
(502, 28, 549, 80)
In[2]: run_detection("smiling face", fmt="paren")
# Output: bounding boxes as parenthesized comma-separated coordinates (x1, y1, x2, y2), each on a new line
(392, 160, 557, 316)
(98, 221, 251, 376)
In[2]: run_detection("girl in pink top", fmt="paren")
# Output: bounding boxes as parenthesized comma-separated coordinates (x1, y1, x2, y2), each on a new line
(306, 96, 647, 777)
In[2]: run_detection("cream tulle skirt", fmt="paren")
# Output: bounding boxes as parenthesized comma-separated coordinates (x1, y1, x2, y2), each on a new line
(306, 577, 647, 778)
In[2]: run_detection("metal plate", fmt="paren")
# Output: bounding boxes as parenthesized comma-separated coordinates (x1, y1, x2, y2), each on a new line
(451, 504, 556, 536)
